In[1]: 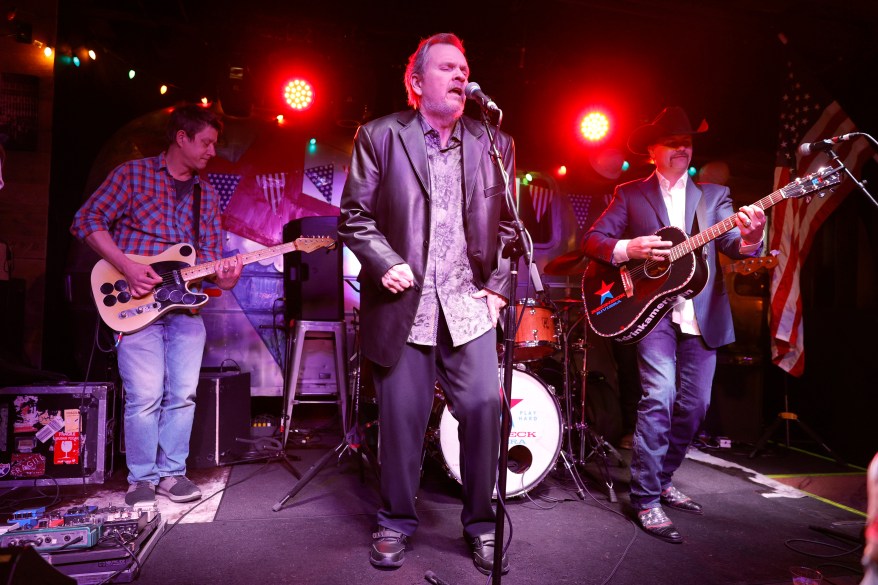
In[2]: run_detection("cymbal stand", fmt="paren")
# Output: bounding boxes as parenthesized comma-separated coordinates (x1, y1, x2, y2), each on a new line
(550, 302, 588, 500)
(564, 310, 623, 503)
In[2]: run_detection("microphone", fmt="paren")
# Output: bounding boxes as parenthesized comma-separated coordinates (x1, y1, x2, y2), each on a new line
(798, 132, 861, 156)
(464, 82, 501, 113)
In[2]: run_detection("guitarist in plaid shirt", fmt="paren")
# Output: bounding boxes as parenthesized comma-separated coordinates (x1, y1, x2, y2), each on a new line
(71, 104, 242, 506)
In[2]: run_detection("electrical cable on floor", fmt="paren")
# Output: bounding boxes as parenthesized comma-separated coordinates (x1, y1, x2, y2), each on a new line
(0, 478, 61, 515)
(785, 536, 863, 558)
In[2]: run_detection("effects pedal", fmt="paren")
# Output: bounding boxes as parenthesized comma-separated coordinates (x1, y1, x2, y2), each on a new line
(0, 524, 99, 551)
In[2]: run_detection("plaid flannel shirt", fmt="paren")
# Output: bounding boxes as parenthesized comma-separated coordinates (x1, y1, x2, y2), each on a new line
(70, 152, 222, 263)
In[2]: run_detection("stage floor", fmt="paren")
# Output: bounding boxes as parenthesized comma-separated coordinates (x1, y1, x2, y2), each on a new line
(2, 409, 868, 585)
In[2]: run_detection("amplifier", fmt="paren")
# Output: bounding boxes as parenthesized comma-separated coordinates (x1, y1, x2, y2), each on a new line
(188, 371, 251, 468)
(0, 383, 115, 487)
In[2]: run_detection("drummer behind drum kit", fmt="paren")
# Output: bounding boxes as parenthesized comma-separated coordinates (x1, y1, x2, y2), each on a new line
(350, 249, 625, 502)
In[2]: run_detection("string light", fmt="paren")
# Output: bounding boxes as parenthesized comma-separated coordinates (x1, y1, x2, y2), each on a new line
(160, 85, 168, 95)
(128, 69, 135, 79)
(88, 49, 96, 60)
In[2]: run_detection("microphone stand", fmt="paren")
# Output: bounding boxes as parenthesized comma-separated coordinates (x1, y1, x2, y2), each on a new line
(478, 104, 539, 585)
(824, 135, 878, 211)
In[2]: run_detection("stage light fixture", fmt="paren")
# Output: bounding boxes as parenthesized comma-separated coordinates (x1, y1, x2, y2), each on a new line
(72, 56, 80, 67)
(525, 173, 534, 182)
(557, 165, 567, 177)
(128, 69, 135, 79)
(160, 85, 168, 95)
(283, 79, 314, 111)
(43, 46, 53, 58)
(88, 49, 96, 60)
(580, 111, 610, 142)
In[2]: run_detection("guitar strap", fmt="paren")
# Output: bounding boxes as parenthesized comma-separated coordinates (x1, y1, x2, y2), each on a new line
(192, 182, 202, 255)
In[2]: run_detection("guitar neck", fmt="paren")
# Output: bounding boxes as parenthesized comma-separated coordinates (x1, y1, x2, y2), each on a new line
(670, 189, 784, 261)
(178, 241, 302, 282)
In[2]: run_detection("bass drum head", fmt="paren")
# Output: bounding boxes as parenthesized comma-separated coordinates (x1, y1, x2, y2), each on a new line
(437, 367, 562, 498)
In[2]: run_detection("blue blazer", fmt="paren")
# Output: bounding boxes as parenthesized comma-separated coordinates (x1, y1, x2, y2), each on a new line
(582, 172, 761, 349)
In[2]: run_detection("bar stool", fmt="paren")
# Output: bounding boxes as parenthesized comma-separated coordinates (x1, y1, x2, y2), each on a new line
(282, 319, 348, 448)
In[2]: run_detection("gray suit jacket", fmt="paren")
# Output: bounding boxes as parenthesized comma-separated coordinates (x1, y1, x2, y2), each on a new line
(339, 110, 516, 367)
(581, 172, 761, 349)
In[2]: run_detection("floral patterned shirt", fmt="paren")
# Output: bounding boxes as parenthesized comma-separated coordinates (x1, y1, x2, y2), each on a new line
(408, 116, 494, 347)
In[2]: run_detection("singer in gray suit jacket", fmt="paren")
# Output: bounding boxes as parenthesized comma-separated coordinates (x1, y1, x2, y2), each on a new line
(339, 33, 514, 575)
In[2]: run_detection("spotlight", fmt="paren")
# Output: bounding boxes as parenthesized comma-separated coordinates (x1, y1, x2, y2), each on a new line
(580, 111, 610, 142)
(283, 79, 314, 111)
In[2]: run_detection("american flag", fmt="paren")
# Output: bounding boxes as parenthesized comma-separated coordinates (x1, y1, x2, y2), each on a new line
(768, 46, 875, 376)
(530, 184, 554, 223)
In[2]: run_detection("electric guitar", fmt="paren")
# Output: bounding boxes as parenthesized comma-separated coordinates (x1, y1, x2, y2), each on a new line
(581, 166, 841, 344)
(91, 237, 335, 333)
(722, 255, 778, 275)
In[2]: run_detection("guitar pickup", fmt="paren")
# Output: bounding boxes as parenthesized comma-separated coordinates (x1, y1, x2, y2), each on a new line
(619, 266, 634, 298)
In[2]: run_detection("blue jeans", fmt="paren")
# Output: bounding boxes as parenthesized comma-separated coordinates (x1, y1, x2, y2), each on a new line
(629, 317, 716, 510)
(117, 312, 206, 484)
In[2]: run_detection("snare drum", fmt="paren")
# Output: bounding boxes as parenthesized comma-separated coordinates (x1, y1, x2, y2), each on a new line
(512, 298, 560, 362)
(429, 367, 562, 498)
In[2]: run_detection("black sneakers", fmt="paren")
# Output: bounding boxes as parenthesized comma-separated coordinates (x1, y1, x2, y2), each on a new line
(157, 475, 202, 503)
(369, 527, 408, 568)
(470, 531, 510, 576)
(124, 481, 156, 506)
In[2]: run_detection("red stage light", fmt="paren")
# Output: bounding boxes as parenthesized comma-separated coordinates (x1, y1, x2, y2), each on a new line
(580, 111, 610, 142)
(283, 79, 314, 111)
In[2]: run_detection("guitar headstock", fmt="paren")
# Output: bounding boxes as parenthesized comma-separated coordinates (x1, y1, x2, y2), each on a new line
(782, 165, 843, 200)
(295, 236, 337, 253)
(723, 255, 778, 275)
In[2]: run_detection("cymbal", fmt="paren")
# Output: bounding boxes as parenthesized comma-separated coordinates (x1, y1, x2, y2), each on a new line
(552, 297, 583, 304)
(543, 249, 588, 275)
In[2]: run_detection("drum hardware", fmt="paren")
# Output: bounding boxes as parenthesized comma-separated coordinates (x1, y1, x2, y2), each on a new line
(554, 280, 625, 503)
(511, 298, 560, 362)
(543, 249, 589, 276)
(427, 366, 563, 499)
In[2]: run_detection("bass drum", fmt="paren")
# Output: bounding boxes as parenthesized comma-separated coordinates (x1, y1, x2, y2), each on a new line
(431, 366, 562, 498)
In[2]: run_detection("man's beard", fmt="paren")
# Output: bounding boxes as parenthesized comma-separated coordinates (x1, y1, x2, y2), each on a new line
(421, 96, 464, 121)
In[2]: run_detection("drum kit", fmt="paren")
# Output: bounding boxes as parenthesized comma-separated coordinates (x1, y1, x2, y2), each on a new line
(349, 249, 624, 501)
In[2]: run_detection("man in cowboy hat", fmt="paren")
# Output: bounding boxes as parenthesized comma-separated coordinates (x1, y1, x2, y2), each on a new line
(581, 106, 766, 543)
